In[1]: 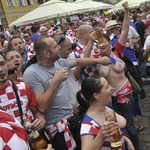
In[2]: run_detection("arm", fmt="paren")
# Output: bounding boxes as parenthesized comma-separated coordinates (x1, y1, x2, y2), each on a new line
(143, 45, 150, 60)
(29, 106, 46, 130)
(34, 68, 69, 113)
(81, 122, 118, 150)
(118, 2, 129, 47)
(124, 136, 135, 150)
(69, 57, 111, 68)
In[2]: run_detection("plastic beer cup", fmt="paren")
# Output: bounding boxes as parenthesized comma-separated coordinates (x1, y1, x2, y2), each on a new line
(104, 111, 121, 148)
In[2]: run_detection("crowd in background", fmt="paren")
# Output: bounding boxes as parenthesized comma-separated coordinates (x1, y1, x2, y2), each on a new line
(0, 2, 150, 150)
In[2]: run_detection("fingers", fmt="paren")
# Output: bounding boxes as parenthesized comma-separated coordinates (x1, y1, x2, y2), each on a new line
(28, 119, 44, 131)
(102, 121, 119, 137)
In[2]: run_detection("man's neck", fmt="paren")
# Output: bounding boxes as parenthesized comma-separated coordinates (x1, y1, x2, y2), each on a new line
(37, 60, 55, 67)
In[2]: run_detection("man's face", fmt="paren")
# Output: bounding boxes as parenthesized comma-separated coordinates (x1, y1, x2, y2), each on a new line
(45, 21, 51, 30)
(7, 61, 17, 82)
(0, 55, 7, 83)
(5, 51, 23, 72)
(60, 38, 72, 59)
(23, 33, 31, 42)
(11, 38, 25, 55)
(46, 38, 61, 61)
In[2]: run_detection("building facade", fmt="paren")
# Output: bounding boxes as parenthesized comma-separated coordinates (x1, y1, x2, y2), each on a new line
(0, 0, 38, 28)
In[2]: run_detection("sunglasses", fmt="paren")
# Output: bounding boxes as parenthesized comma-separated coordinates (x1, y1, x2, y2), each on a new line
(8, 68, 17, 75)
(58, 34, 66, 45)
(24, 36, 29, 38)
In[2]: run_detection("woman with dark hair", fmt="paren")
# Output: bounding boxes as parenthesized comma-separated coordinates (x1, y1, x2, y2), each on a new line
(78, 75, 134, 150)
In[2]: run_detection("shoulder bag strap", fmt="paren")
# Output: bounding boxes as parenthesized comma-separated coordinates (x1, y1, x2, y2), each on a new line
(11, 81, 24, 125)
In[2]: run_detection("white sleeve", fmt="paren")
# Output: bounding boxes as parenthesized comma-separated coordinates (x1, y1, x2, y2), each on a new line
(143, 35, 150, 50)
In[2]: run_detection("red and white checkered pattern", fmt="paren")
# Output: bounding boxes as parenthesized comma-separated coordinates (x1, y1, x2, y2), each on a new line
(72, 42, 100, 80)
(81, 120, 125, 150)
(47, 119, 76, 150)
(24, 53, 35, 63)
(112, 80, 133, 104)
(0, 81, 36, 124)
(66, 29, 79, 44)
(24, 41, 34, 54)
(47, 28, 54, 36)
(0, 110, 30, 150)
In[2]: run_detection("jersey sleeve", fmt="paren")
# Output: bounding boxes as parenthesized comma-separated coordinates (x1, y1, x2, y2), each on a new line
(25, 83, 36, 107)
(114, 42, 124, 55)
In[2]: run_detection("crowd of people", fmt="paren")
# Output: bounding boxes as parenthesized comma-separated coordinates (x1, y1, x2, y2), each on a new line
(0, 1, 150, 150)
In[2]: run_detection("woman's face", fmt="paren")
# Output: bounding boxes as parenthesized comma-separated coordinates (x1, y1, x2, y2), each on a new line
(98, 77, 113, 103)
(98, 37, 111, 56)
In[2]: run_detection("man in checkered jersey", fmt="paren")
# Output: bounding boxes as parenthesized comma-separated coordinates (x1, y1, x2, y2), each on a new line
(66, 21, 79, 45)
(68, 24, 100, 82)
(0, 51, 45, 132)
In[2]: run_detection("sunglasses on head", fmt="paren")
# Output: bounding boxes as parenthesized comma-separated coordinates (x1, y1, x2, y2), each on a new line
(58, 34, 66, 45)
(8, 68, 17, 75)
(24, 36, 29, 38)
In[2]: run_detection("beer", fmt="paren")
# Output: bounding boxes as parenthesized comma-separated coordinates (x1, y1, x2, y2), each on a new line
(23, 117, 50, 150)
(94, 28, 104, 46)
(105, 111, 121, 148)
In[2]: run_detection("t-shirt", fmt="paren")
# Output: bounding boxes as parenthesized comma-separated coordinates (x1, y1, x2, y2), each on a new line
(0, 110, 30, 150)
(143, 35, 150, 65)
(0, 80, 36, 123)
(23, 58, 73, 127)
(80, 114, 126, 150)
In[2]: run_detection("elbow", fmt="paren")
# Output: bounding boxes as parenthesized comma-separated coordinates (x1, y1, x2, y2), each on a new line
(38, 106, 47, 114)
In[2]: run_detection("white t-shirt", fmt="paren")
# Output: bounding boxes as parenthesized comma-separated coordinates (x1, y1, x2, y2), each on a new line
(143, 35, 150, 66)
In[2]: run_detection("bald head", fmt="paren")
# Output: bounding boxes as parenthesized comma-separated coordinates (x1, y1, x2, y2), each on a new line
(78, 24, 93, 36)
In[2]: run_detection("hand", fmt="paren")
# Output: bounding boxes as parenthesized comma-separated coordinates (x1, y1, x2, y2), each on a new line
(146, 45, 150, 52)
(100, 121, 119, 140)
(46, 144, 54, 150)
(89, 30, 97, 42)
(122, 1, 129, 10)
(99, 56, 112, 66)
(131, 39, 138, 45)
(71, 104, 79, 114)
(53, 67, 69, 84)
(28, 118, 45, 131)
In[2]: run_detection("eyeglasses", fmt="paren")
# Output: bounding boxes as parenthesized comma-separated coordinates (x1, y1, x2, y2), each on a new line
(58, 34, 66, 45)
(24, 36, 29, 38)
(8, 68, 17, 75)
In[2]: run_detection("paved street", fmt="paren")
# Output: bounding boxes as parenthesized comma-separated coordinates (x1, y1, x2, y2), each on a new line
(133, 83, 150, 150)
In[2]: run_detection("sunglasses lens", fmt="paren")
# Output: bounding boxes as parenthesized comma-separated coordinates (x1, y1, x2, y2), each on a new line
(8, 68, 17, 75)
(24, 36, 28, 38)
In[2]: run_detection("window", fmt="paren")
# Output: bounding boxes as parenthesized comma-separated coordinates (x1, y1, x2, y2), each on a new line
(17, 0, 24, 6)
(7, 0, 15, 7)
(26, 0, 33, 6)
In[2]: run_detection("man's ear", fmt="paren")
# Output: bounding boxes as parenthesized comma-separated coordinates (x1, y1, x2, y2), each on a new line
(43, 50, 50, 58)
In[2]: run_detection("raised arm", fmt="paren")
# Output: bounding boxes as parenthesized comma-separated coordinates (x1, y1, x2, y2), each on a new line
(118, 1, 129, 47)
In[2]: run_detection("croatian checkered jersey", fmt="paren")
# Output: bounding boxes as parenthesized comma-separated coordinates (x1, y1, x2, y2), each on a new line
(80, 114, 126, 150)
(0, 81, 36, 124)
(0, 110, 30, 150)
(24, 41, 34, 54)
(66, 29, 79, 44)
(70, 42, 100, 81)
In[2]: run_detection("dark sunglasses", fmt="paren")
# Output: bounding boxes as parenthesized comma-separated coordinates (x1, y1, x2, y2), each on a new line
(24, 36, 29, 38)
(8, 68, 17, 75)
(58, 34, 66, 45)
